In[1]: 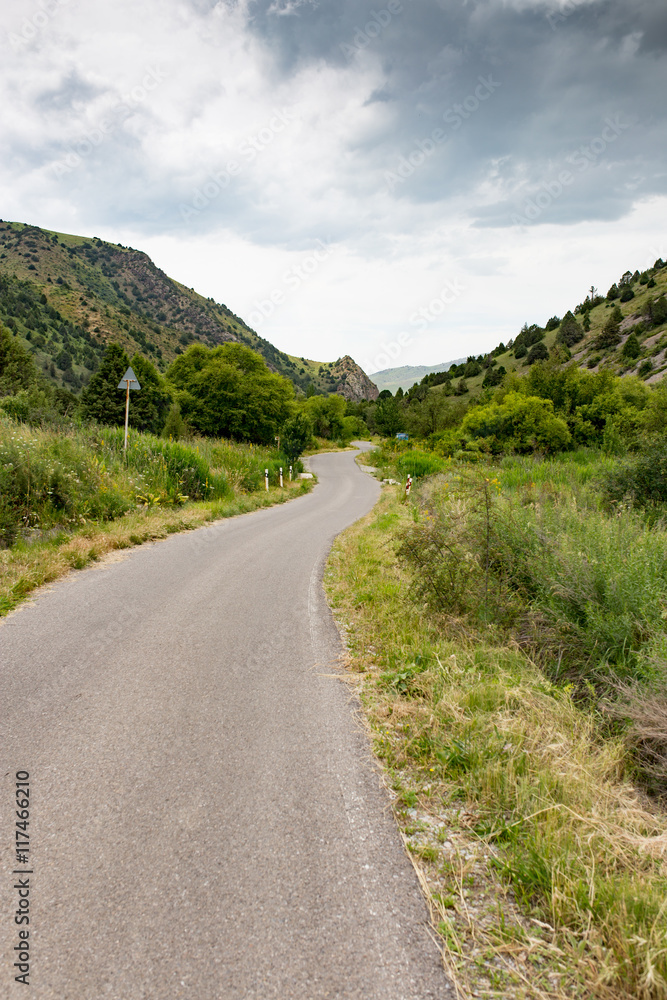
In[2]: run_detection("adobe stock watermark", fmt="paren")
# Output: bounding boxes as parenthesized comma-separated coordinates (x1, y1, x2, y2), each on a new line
(511, 115, 631, 226)
(339, 0, 403, 59)
(179, 107, 300, 223)
(247, 239, 335, 328)
(545, 0, 589, 31)
(8, 0, 71, 49)
(364, 277, 467, 373)
(51, 67, 168, 178)
(384, 75, 501, 191)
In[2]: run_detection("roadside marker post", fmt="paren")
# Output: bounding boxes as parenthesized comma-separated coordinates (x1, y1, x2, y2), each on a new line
(117, 367, 141, 451)
(265, 468, 269, 491)
(280, 467, 283, 488)
(405, 475, 412, 500)
(289, 466, 292, 481)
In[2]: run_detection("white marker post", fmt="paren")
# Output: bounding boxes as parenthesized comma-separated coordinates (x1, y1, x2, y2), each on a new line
(405, 474, 413, 499)
(280, 467, 283, 488)
(117, 367, 141, 452)
(289, 465, 292, 482)
(265, 468, 269, 491)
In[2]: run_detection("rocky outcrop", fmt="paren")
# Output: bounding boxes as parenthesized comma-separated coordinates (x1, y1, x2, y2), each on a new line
(330, 355, 379, 401)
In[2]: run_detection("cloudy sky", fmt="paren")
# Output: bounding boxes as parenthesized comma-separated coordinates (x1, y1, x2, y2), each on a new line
(2, 0, 666, 373)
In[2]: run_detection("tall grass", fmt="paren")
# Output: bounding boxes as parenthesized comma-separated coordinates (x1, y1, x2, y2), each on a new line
(0, 417, 294, 548)
(326, 491, 667, 999)
(396, 453, 667, 689)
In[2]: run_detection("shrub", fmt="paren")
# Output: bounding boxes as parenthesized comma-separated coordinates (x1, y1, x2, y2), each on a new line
(601, 443, 667, 512)
(556, 310, 584, 347)
(395, 450, 446, 479)
(0, 422, 129, 547)
(621, 333, 641, 359)
(400, 467, 667, 699)
(460, 392, 571, 454)
(526, 341, 549, 365)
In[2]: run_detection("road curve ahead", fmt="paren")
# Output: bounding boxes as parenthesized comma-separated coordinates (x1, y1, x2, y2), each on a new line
(1, 450, 451, 1000)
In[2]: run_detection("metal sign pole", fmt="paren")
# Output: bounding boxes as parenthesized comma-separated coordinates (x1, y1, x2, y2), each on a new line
(124, 381, 130, 451)
(117, 367, 141, 453)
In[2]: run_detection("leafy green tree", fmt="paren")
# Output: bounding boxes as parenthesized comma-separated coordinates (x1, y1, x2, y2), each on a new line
(374, 397, 403, 436)
(557, 311, 584, 347)
(302, 393, 346, 439)
(595, 307, 623, 349)
(281, 412, 312, 462)
(161, 401, 189, 440)
(80, 343, 130, 425)
(482, 364, 506, 388)
(166, 343, 295, 443)
(648, 295, 667, 326)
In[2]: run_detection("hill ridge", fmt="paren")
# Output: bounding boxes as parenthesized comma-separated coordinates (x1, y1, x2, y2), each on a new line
(0, 220, 378, 401)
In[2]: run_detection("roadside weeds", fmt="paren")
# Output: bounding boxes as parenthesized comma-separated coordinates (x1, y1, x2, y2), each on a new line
(325, 488, 667, 1000)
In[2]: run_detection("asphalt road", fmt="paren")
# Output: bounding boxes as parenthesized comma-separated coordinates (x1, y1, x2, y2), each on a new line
(1, 448, 451, 1000)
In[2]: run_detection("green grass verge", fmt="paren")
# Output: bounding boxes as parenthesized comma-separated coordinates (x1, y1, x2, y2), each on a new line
(325, 487, 667, 1000)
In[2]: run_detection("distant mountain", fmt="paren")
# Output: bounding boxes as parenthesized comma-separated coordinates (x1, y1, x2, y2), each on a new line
(0, 221, 378, 401)
(371, 360, 466, 395)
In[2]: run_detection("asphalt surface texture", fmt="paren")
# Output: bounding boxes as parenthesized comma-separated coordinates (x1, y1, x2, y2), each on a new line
(1, 446, 452, 1000)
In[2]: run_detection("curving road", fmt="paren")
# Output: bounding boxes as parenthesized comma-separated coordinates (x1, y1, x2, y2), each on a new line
(1, 449, 451, 999)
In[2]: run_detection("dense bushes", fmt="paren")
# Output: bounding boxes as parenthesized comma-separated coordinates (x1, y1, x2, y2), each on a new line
(398, 462, 667, 700)
(460, 392, 571, 453)
(0, 418, 293, 549)
(0, 422, 129, 547)
(96, 427, 230, 502)
(395, 449, 447, 479)
(601, 442, 667, 512)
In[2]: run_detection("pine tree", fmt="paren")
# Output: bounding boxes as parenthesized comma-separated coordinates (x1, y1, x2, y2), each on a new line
(621, 333, 641, 359)
(80, 343, 130, 425)
(128, 353, 171, 434)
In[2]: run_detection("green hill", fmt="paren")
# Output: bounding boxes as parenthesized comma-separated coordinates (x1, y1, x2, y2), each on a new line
(0, 220, 377, 401)
(407, 259, 667, 403)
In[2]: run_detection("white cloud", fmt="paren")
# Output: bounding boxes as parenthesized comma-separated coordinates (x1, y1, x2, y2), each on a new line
(1, 0, 666, 370)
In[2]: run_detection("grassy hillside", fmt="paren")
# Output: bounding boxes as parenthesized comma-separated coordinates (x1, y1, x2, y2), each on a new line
(419, 259, 667, 403)
(0, 220, 376, 399)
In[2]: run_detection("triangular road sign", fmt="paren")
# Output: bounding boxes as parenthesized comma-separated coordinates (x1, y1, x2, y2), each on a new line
(118, 367, 141, 390)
